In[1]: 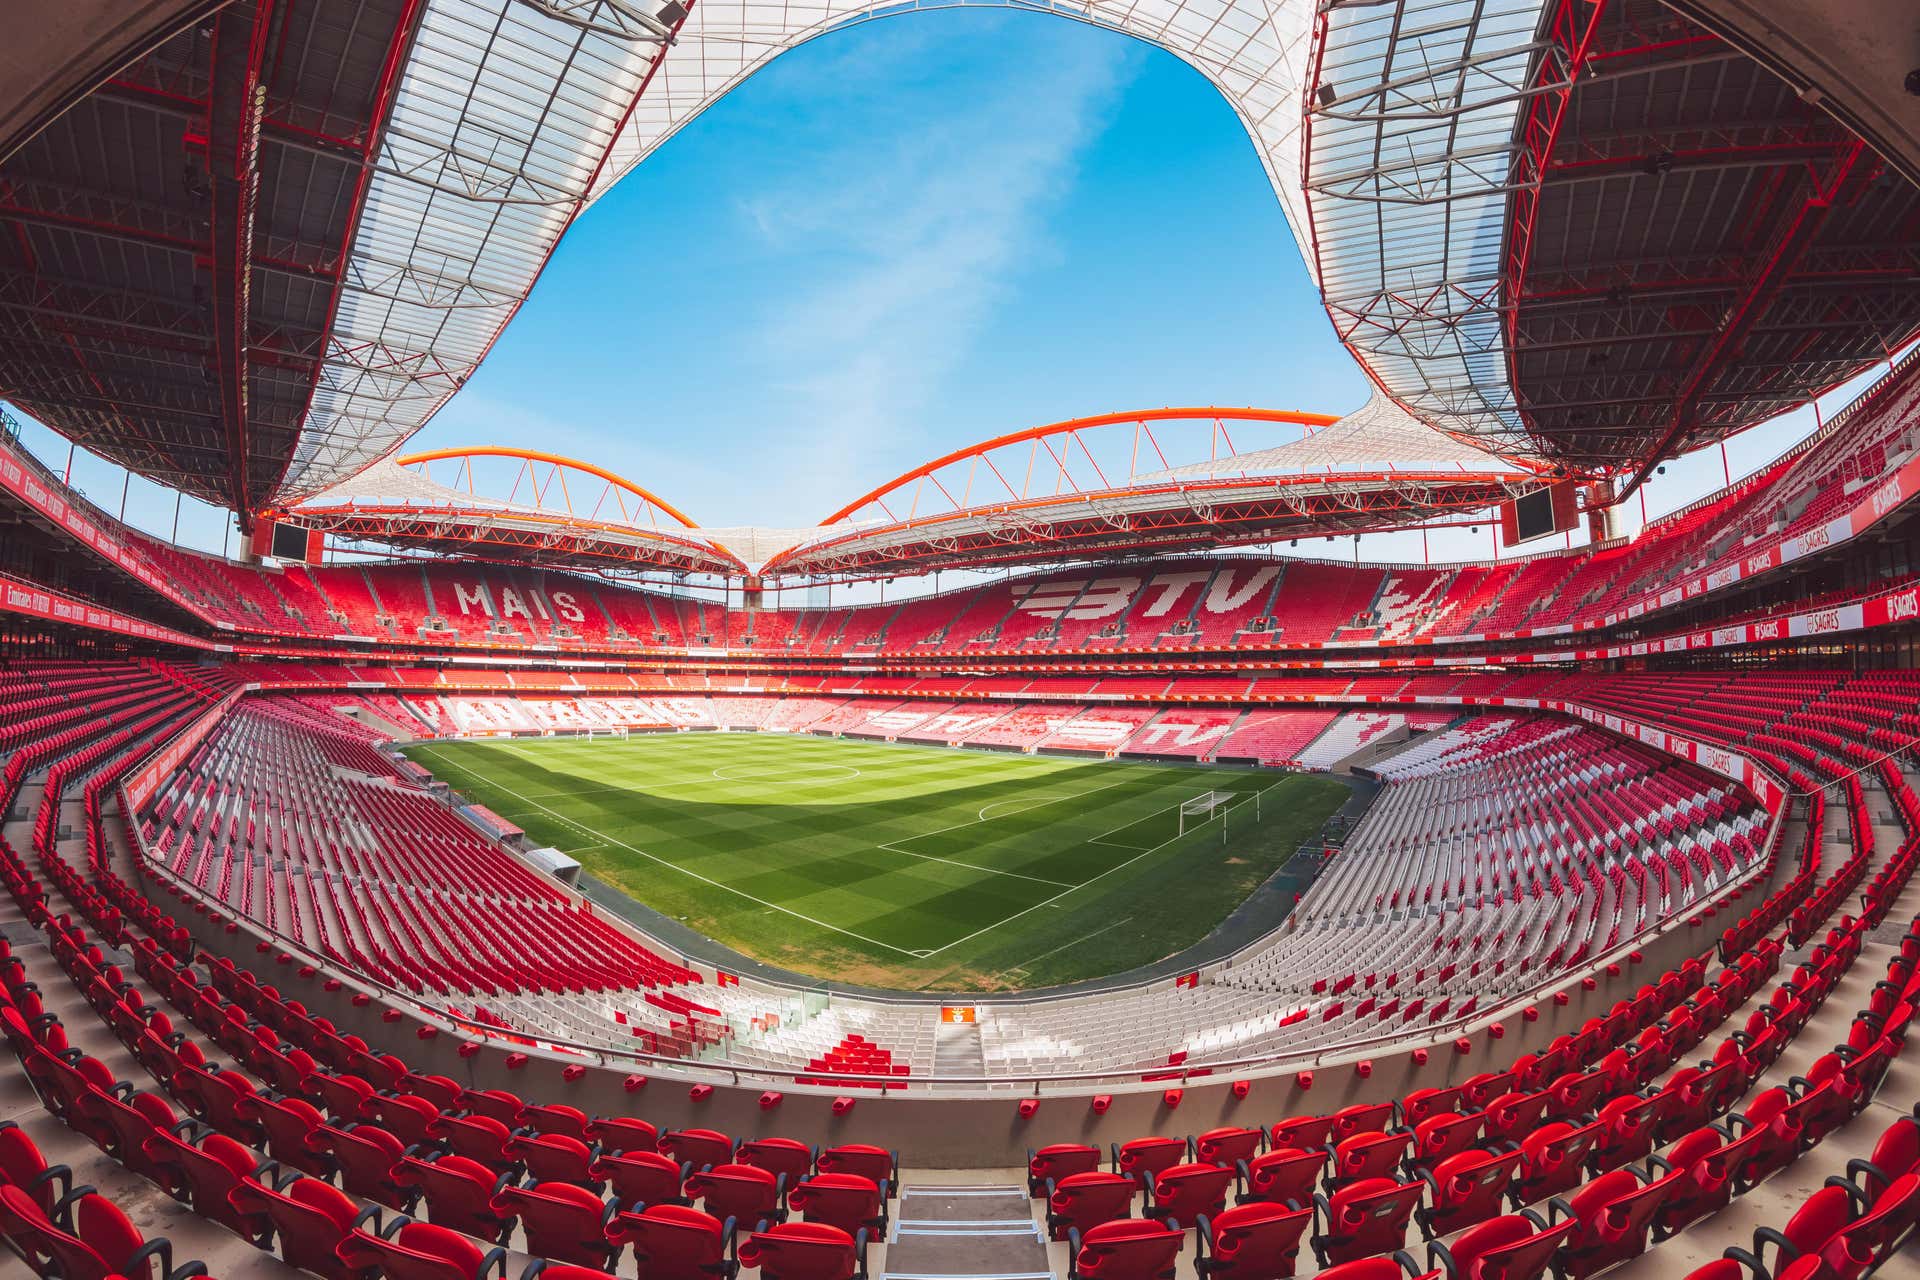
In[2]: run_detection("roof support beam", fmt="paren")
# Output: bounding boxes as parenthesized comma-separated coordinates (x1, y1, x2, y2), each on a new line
(201, 0, 279, 526)
(1617, 140, 1868, 499)
(1503, 0, 1609, 454)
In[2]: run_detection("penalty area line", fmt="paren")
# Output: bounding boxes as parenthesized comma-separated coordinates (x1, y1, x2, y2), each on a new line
(872, 840, 1074, 889)
(919, 776, 1288, 961)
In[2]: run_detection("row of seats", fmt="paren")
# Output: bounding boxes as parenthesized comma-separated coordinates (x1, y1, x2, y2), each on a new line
(0, 673, 894, 1280)
(1, 645, 1917, 1278)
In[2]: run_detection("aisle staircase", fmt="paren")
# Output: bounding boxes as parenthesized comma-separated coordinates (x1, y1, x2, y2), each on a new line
(881, 1186, 1048, 1280)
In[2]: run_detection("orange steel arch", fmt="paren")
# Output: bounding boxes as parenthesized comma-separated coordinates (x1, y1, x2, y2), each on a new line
(396, 446, 702, 530)
(818, 407, 1345, 525)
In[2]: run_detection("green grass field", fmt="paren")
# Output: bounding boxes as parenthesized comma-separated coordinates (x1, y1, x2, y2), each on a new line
(412, 732, 1348, 990)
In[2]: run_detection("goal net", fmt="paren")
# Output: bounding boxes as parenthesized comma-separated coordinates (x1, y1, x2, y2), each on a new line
(584, 726, 629, 742)
(1178, 790, 1253, 837)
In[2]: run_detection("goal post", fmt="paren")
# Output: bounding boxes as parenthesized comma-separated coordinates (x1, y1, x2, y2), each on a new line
(1176, 789, 1264, 841)
(585, 725, 629, 742)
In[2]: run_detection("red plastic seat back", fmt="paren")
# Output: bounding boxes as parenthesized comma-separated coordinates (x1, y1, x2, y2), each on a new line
(1074, 1217, 1183, 1280)
(1401, 1085, 1463, 1128)
(791, 1172, 883, 1235)
(1204, 1201, 1309, 1280)
(336, 1220, 486, 1280)
(738, 1136, 815, 1189)
(1563, 1169, 1673, 1280)
(1268, 1115, 1333, 1151)
(685, 1162, 780, 1224)
(606, 1203, 728, 1272)
(0, 1126, 59, 1215)
(1330, 1102, 1395, 1143)
(1425, 1148, 1523, 1236)
(1048, 1171, 1135, 1240)
(0, 1186, 113, 1280)
(230, 1174, 359, 1280)
(493, 1180, 609, 1267)
(1030, 1143, 1101, 1194)
(511, 1131, 595, 1184)
(1116, 1136, 1187, 1189)
(431, 1111, 513, 1166)
(1518, 1122, 1600, 1201)
(253, 1094, 329, 1175)
(397, 1153, 505, 1238)
(1321, 1178, 1421, 1266)
(149, 1130, 257, 1231)
(1151, 1163, 1232, 1225)
(660, 1127, 733, 1171)
(594, 1148, 685, 1209)
(1824, 1174, 1920, 1280)
(1331, 1130, 1411, 1184)
(371, 1093, 441, 1149)
(1446, 1214, 1578, 1280)
(738, 1222, 860, 1280)
(519, 1102, 589, 1141)
(1194, 1127, 1262, 1168)
(456, 1088, 524, 1126)
(816, 1143, 892, 1185)
(1484, 1091, 1550, 1143)
(1245, 1147, 1323, 1208)
(1410, 1110, 1484, 1172)
(586, 1115, 659, 1156)
(315, 1122, 406, 1208)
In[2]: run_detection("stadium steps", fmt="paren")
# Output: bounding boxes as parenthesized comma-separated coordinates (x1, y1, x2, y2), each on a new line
(417, 563, 442, 627)
(0, 868, 316, 1279)
(355, 565, 394, 634)
(1137, 561, 1215, 645)
(1340, 722, 1434, 774)
(581, 580, 625, 639)
(1201, 708, 1253, 762)
(1235, 558, 1290, 640)
(881, 1186, 1048, 1280)
(934, 1017, 985, 1074)
(296, 563, 351, 631)
(1351, 567, 1395, 627)
(256, 570, 305, 628)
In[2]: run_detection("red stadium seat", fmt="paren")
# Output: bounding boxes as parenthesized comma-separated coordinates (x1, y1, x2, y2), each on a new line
(337, 1217, 508, 1280)
(229, 1172, 367, 1280)
(789, 1173, 886, 1238)
(737, 1221, 865, 1280)
(605, 1204, 733, 1278)
(492, 1180, 618, 1269)
(1048, 1171, 1137, 1241)
(1068, 1217, 1183, 1280)
(1312, 1178, 1422, 1267)
(1030, 1143, 1102, 1196)
(393, 1151, 509, 1239)
(1193, 1201, 1310, 1278)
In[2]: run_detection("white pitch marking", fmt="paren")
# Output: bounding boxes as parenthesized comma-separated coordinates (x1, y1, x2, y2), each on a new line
(415, 745, 924, 956)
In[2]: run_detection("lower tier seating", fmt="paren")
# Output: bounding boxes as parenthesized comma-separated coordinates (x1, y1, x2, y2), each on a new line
(0, 652, 1915, 1280)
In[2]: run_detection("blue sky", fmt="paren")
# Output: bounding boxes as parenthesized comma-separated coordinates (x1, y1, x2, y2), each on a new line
(419, 10, 1362, 529)
(5, 9, 1892, 567)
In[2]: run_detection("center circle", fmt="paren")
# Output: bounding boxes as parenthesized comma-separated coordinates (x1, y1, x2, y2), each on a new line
(710, 762, 862, 785)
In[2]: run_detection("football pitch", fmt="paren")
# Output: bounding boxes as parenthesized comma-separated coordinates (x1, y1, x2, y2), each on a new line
(412, 732, 1349, 990)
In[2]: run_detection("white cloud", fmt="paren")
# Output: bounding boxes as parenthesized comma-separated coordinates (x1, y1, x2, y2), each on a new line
(736, 20, 1139, 508)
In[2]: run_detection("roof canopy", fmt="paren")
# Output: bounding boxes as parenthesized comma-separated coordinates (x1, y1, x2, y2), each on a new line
(292, 447, 747, 574)
(286, 399, 1538, 578)
(6, 0, 1917, 516)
